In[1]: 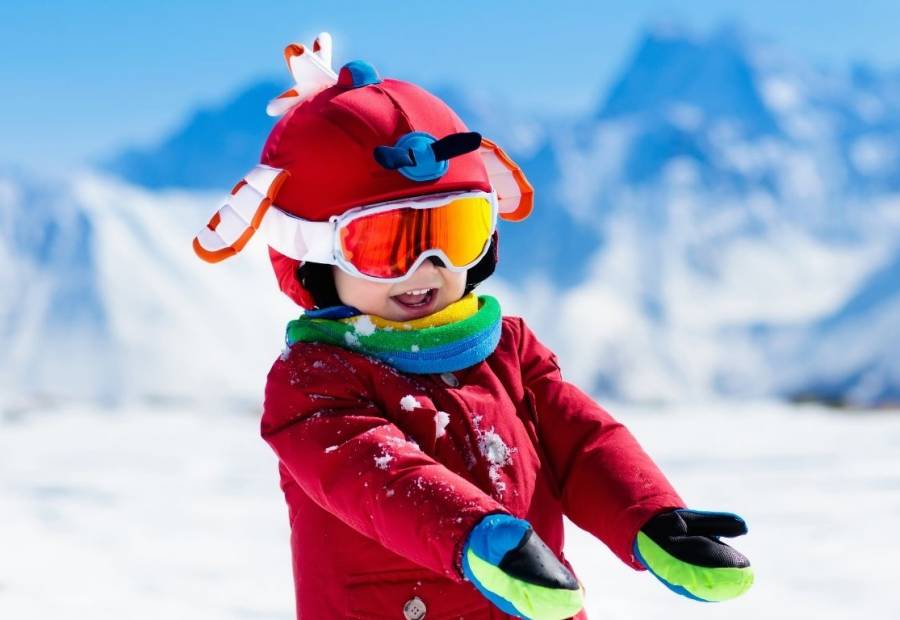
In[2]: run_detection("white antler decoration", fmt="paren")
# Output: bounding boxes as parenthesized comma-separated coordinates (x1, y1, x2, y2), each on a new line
(266, 32, 338, 117)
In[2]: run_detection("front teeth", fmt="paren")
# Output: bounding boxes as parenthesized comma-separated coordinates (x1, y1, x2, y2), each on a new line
(402, 288, 432, 295)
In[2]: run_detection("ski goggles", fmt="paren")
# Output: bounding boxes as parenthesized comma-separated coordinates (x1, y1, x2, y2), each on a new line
(263, 189, 498, 282)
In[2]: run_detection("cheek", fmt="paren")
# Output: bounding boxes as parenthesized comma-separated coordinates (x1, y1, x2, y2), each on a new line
(445, 270, 468, 297)
(355, 286, 392, 309)
(333, 269, 393, 310)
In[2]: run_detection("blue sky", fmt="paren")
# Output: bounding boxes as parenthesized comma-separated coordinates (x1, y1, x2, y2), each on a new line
(3, 1, 900, 171)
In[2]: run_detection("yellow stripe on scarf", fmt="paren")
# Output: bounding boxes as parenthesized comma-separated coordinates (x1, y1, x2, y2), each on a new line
(341, 292, 480, 331)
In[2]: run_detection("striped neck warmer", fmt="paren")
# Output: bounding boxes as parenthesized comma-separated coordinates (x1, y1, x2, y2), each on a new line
(285, 293, 502, 374)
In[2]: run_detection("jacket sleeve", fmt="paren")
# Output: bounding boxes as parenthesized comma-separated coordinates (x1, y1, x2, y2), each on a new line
(261, 344, 508, 581)
(515, 318, 686, 569)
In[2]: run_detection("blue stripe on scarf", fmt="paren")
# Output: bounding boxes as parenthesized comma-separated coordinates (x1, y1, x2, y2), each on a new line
(365, 318, 502, 373)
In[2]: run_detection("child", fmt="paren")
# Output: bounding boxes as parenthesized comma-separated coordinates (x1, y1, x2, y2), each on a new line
(194, 33, 753, 620)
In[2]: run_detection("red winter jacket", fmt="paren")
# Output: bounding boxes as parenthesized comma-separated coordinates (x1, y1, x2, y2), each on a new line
(261, 316, 685, 619)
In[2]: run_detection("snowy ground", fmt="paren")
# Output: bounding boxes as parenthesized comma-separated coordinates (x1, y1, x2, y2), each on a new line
(2, 400, 898, 619)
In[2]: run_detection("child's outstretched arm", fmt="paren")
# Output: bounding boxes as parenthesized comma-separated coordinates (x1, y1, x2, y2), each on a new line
(263, 343, 584, 619)
(514, 318, 752, 600)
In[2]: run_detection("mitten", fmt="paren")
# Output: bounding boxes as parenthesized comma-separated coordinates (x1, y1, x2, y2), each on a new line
(462, 514, 584, 620)
(634, 509, 754, 602)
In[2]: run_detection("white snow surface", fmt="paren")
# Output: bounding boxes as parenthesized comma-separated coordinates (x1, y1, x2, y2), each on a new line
(477, 429, 512, 469)
(399, 395, 420, 412)
(434, 410, 450, 438)
(478, 427, 513, 495)
(351, 315, 377, 337)
(3, 401, 897, 619)
(373, 453, 393, 470)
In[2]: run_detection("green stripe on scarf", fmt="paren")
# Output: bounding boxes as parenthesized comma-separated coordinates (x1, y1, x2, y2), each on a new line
(285, 295, 503, 374)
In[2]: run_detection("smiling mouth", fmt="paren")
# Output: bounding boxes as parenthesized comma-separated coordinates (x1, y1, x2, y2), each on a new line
(391, 287, 437, 308)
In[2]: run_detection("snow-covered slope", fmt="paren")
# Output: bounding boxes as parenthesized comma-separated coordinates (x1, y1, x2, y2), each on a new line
(3, 401, 898, 619)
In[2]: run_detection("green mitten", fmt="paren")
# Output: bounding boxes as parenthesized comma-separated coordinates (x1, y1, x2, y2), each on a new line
(634, 509, 754, 602)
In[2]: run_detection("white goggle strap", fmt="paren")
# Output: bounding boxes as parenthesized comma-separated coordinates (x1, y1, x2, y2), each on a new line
(260, 207, 335, 264)
(192, 164, 290, 264)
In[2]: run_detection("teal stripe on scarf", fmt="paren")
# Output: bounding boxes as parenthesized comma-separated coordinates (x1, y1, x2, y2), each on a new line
(285, 295, 502, 374)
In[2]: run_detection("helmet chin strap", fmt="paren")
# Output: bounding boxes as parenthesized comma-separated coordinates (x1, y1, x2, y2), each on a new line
(296, 261, 343, 310)
(464, 231, 499, 294)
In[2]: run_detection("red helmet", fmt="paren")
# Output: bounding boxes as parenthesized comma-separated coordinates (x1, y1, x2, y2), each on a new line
(193, 33, 532, 308)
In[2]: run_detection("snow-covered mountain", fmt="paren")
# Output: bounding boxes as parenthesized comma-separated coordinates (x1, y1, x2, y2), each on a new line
(524, 24, 900, 404)
(0, 168, 297, 408)
(102, 80, 281, 191)
(771, 244, 900, 405)
(5, 22, 900, 407)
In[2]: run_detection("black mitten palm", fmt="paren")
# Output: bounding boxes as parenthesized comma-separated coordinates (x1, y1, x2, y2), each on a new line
(634, 509, 754, 602)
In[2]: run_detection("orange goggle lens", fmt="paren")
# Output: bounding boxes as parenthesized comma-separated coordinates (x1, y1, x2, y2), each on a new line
(339, 196, 494, 279)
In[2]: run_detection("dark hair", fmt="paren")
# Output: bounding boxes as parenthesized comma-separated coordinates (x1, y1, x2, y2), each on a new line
(296, 232, 499, 310)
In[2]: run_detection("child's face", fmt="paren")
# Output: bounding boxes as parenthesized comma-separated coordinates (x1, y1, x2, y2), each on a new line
(333, 260, 467, 320)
